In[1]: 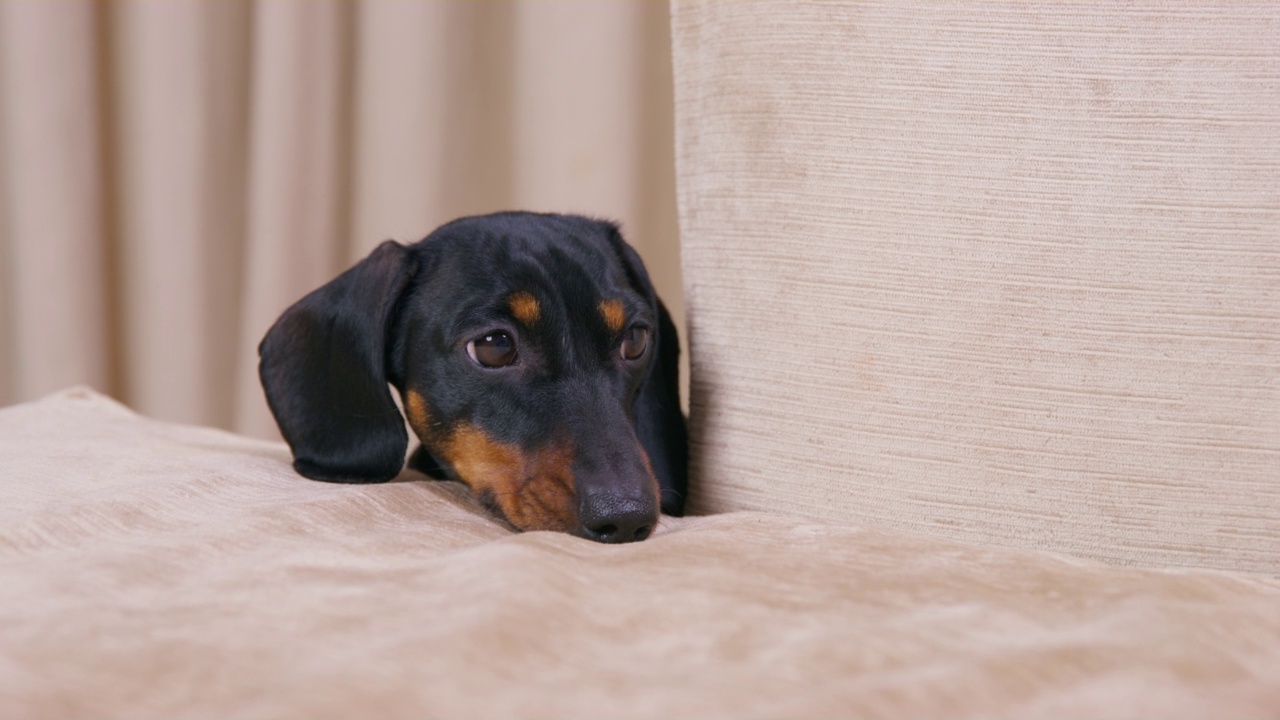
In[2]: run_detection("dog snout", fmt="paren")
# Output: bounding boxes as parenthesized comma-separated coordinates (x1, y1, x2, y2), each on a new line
(578, 491, 657, 544)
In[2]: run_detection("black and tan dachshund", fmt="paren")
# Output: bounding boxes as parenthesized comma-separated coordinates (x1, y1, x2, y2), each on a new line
(259, 212, 687, 544)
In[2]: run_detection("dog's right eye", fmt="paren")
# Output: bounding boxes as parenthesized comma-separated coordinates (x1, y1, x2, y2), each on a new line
(467, 331, 518, 368)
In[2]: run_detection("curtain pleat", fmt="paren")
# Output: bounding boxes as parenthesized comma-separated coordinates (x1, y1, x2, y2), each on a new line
(108, 1, 252, 428)
(0, 0, 679, 439)
(233, 1, 352, 437)
(0, 2, 112, 403)
(349, 2, 507, 253)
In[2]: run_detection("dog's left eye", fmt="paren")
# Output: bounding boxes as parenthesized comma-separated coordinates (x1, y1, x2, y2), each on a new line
(620, 325, 650, 361)
(467, 331, 518, 368)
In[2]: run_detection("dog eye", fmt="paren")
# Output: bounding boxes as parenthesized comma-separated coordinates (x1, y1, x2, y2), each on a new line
(620, 325, 650, 361)
(467, 331, 518, 368)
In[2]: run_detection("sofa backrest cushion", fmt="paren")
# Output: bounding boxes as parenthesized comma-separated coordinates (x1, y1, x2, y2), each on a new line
(671, 2, 1280, 573)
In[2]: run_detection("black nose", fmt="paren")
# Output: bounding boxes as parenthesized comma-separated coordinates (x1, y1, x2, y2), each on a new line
(579, 495, 656, 544)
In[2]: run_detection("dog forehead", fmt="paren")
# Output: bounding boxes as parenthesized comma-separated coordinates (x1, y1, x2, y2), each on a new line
(423, 216, 639, 313)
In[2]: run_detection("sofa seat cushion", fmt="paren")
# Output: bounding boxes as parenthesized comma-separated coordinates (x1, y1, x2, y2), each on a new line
(1, 388, 1278, 717)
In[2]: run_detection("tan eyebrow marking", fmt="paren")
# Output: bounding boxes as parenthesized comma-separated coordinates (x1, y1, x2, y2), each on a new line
(598, 299, 626, 332)
(508, 292, 541, 326)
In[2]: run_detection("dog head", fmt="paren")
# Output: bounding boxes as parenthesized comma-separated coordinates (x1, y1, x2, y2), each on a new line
(259, 212, 687, 543)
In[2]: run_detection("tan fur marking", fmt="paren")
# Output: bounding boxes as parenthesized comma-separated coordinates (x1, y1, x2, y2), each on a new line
(598, 299, 626, 332)
(439, 423, 577, 532)
(508, 292, 541, 326)
(405, 390, 432, 438)
(637, 443, 663, 507)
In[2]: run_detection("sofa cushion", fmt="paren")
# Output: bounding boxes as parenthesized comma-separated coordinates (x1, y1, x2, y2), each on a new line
(1, 388, 1279, 717)
(672, 2, 1280, 573)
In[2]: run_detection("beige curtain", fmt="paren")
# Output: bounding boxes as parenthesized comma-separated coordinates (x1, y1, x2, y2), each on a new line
(0, 0, 681, 439)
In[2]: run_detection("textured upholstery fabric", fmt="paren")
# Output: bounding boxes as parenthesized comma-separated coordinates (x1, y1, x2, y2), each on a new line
(672, 2, 1280, 573)
(2, 389, 1280, 717)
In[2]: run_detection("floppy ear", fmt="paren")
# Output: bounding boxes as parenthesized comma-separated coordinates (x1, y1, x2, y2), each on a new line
(609, 233, 689, 516)
(259, 241, 416, 483)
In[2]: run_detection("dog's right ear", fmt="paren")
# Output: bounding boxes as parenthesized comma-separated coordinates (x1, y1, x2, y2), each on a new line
(259, 241, 416, 483)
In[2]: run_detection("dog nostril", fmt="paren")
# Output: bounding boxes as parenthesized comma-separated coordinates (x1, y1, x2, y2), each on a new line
(580, 498, 656, 544)
(584, 518, 653, 544)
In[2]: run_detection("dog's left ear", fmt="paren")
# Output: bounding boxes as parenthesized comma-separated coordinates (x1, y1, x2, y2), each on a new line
(607, 229, 689, 516)
(259, 241, 416, 483)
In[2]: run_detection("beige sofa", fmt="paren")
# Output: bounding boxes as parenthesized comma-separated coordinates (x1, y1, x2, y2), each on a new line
(3, 3, 1278, 717)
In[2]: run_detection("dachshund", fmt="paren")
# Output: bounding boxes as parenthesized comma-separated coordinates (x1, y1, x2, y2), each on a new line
(259, 212, 687, 543)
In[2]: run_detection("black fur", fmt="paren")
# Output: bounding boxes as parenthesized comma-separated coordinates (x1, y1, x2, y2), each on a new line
(259, 212, 688, 541)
